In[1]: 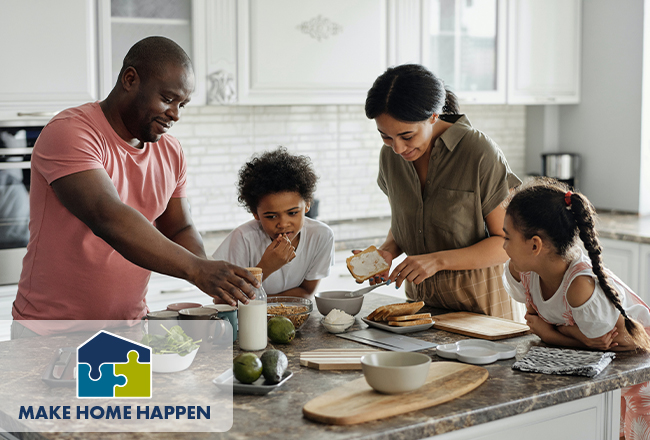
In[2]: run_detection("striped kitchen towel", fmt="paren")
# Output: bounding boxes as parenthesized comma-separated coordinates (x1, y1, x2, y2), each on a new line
(512, 346, 615, 377)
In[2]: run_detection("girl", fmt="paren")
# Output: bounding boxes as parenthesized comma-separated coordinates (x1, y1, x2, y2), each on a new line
(212, 147, 334, 299)
(363, 63, 522, 320)
(502, 177, 650, 439)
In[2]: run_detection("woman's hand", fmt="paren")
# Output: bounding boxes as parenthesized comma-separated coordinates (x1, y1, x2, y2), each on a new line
(388, 253, 442, 288)
(351, 248, 393, 285)
(258, 234, 296, 276)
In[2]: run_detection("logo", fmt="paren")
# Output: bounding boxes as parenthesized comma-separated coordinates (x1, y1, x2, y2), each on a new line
(76, 330, 152, 398)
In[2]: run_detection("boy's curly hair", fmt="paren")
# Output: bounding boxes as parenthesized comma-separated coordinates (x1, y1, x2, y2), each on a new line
(237, 147, 318, 214)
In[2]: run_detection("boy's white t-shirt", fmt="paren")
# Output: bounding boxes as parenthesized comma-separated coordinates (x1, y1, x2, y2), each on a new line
(503, 251, 650, 338)
(212, 217, 335, 295)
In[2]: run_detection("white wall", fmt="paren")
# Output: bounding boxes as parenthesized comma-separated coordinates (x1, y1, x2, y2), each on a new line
(169, 104, 526, 233)
(556, 0, 644, 212)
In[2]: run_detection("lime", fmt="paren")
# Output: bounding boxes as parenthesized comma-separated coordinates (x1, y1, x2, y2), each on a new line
(233, 353, 263, 384)
(267, 316, 296, 344)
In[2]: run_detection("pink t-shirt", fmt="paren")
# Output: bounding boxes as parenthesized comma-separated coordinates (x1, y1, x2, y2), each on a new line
(13, 102, 187, 326)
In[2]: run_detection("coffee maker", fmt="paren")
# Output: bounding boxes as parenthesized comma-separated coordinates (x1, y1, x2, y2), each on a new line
(541, 153, 580, 190)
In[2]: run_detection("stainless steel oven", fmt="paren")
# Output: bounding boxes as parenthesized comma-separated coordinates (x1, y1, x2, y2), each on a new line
(0, 124, 43, 285)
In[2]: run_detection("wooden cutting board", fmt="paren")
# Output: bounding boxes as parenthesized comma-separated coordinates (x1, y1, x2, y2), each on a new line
(300, 349, 380, 370)
(432, 311, 530, 340)
(303, 362, 488, 425)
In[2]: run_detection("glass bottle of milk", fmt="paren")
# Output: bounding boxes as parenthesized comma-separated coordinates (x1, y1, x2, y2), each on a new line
(238, 267, 267, 351)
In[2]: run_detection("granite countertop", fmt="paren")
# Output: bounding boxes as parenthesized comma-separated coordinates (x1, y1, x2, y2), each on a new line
(596, 211, 650, 244)
(3, 294, 650, 440)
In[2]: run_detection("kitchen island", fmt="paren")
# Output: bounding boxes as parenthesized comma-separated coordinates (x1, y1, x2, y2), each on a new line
(2, 293, 650, 440)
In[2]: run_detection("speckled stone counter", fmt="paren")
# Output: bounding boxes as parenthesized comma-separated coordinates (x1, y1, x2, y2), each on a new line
(4, 293, 650, 440)
(596, 211, 650, 243)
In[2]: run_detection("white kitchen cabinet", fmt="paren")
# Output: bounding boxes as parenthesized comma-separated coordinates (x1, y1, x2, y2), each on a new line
(507, 0, 581, 104)
(207, 0, 388, 105)
(599, 237, 640, 293)
(0, 0, 101, 122)
(421, 0, 507, 104)
(431, 390, 620, 440)
(638, 243, 650, 305)
(98, 0, 207, 105)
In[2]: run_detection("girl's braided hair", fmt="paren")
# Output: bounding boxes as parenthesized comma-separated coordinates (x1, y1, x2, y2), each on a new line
(506, 177, 650, 351)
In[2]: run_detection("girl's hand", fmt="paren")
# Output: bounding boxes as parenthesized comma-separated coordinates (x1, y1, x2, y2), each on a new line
(524, 312, 556, 340)
(388, 254, 441, 288)
(259, 234, 296, 275)
(351, 248, 393, 285)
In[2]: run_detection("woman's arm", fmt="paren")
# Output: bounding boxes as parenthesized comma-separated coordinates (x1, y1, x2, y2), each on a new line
(388, 205, 509, 287)
(274, 279, 319, 300)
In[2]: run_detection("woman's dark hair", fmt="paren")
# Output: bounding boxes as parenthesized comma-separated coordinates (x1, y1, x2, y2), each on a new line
(506, 177, 650, 351)
(237, 146, 318, 214)
(365, 64, 460, 122)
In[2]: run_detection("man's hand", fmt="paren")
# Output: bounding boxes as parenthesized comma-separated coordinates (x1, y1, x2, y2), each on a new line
(193, 260, 260, 307)
(258, 234, 296, 276)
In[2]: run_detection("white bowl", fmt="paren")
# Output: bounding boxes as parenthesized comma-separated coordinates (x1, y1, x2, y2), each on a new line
(361, 352, 431, 394)
(152, 347, 199, 373)
(320, 317, 354, 333)
(314, 290, 364, 316)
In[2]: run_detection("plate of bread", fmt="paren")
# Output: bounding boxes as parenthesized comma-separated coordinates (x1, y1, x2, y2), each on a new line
(362, 301, 434, 334)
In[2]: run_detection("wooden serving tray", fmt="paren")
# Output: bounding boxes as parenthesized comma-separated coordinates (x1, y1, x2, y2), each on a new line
(432, 311, 530, 340)
(303, 362, 488, 425)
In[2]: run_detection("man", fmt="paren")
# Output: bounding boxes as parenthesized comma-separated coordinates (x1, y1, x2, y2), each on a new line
(12, 37, 258, 337)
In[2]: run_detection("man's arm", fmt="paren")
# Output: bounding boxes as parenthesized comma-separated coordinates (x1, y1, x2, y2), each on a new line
(51, 168, 258, 306)
(276, 279, 319, 300)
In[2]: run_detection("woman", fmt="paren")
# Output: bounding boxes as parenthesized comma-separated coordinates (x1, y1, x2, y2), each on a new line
(364, 64, 522, 319)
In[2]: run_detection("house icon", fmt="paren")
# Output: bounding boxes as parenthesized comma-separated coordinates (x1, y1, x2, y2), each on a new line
(77, 330, 152, 398)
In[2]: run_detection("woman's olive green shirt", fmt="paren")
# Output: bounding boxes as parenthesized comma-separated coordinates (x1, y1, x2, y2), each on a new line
(377, 114, 521, 317)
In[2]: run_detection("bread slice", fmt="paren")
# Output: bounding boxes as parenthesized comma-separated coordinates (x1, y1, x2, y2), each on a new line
(346, 246, 390, 283)
(386, 313, 431, 322)
(367, 301, 425, 322)
(388, 318, 433, 327)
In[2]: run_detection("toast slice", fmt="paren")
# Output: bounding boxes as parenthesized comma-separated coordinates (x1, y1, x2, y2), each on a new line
(388, 318, 433, 327)
(346, 246, 390, 283)
(386, 313, 431, 322)
(367, 301, 425, 322)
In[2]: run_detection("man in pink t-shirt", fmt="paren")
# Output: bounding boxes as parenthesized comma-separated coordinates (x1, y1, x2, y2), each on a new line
(12, 37, 259, 336)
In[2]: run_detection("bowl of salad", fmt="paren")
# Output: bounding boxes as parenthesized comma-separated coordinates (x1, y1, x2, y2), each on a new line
(141, 325, 201, 373)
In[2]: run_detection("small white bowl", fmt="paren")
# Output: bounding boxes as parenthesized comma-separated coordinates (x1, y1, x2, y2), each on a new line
(152, 347, 199, 373)
(361, 352, 431, 394)
(320, 317, 354, 333)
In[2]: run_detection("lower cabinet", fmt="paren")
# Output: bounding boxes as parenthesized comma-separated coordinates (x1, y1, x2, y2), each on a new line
(599, 237, 650, 304)
(431, 390, 620, 440)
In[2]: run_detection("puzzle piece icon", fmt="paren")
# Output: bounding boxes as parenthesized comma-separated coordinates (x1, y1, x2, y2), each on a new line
(78, 331, 151, 380)
(77, 363, 126, 397)
(115, 350, 151, 397)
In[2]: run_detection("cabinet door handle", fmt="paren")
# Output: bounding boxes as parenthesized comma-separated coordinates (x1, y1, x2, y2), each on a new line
(16, 111, 59, 117)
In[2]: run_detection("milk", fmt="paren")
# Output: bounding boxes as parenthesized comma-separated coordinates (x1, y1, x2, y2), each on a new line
(238, 300, 268, 351)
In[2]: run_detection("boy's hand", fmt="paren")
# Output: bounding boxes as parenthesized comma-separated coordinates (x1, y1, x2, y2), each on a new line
(258, 234, 296, 276)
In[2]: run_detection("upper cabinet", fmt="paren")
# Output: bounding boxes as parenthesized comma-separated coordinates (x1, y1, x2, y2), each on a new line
(417, 0, 581, 105)
(99, 0, 207, 106)
(207, 0, 388, 105)
(507, 0, 581, 104)
(422, 0, 507, 104)
(0, 0, 101, 122)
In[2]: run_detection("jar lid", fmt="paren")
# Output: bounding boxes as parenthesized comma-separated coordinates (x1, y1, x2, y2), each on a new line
(246, 267, 264, 282)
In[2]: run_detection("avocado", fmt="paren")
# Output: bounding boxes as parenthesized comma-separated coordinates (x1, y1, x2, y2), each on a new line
(261, 349, 288, 384)
(233, 353, 263, 384)
(267, 316, 296, 344)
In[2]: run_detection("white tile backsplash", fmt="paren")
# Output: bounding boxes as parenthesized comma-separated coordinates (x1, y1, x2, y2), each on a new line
(171, 104, 525, 233)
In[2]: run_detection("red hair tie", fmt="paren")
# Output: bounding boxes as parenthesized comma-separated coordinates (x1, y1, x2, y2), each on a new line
(565, 191, 573, 207)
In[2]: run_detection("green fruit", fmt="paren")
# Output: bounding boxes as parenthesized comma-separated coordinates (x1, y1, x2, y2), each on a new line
(267, 316, 296, 344)
(261, 349, 288, 384)
(232, 353, 263, 384)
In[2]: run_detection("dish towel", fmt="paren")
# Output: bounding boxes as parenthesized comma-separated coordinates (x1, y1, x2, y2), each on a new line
(512, 346, 616, 377)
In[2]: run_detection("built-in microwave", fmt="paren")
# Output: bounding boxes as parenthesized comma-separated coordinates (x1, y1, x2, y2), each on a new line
(0, 123, 44, 285)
